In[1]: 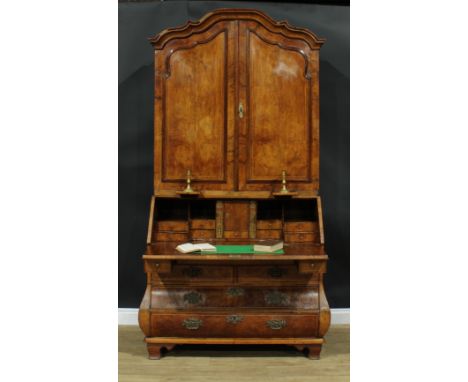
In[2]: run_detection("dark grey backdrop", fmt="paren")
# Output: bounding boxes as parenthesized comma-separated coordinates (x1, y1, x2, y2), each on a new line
(119, 1, 349, 308)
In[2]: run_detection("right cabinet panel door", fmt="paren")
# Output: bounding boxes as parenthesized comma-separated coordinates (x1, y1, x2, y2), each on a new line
(238, 21, 319, 193)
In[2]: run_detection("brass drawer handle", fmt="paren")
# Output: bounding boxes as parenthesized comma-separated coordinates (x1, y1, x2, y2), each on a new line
(265, 291, 289, 306)
(226, 287, 245, 297)
(182, 318, 203, 330)
(183, 291, 203, 305)
(226, 315, 244, 324)
(182, 266, 202, 278)
(267, 267, 287, 278)
(266, 319, 287, 330)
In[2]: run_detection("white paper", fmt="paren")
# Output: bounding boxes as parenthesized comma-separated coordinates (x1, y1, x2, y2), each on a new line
(176, 242, 216, 253)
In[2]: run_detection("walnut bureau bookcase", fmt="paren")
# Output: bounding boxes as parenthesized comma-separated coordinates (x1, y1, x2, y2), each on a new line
(138, 9, 330, 360)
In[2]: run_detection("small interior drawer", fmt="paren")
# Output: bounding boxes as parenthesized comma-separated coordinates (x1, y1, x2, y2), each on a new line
(256, 229, 282, 239)
(256, 220, 282, 230)
(191, 219, 216, 230)
(284, 231, 319, 243)
(156, 220, 189, 232)
(191, 229, 216, 240)
(153, 232, 189, 242)
(284, 221, 318, 232)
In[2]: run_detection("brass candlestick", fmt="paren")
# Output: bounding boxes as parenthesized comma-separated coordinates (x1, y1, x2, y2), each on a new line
(280, 170, 289, 193)
(183, 169, 194, 193)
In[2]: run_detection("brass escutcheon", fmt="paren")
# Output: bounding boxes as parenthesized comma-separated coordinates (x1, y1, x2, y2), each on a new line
(182, 318, 203, 330)
(264, 290, 289, 306)
(183, 291, 203, 305)
(226, 287, 245, 297)
(266, 319, 287, 330)
(226, 315, 244, 324)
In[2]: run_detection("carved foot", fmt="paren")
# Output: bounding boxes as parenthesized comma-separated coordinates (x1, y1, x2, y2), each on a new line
(147, 344, 162, 360)
(304, 344, 322, 360)
(146, 343, 176, 360)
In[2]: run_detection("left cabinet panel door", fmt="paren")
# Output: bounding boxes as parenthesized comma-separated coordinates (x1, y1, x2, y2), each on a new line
(154, 21, 237, 193)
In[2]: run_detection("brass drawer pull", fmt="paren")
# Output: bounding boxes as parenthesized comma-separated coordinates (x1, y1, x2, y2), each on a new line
(182, 318, 203, 330)
(182, 266, 202, 278)
(266, 319, 287, 330)
(265, 291, 289, 306)
(226, 315, 244, 324)
(183, 291, 203, 305)
(267, 267, 287, 278)
(226, 287, 245, 297)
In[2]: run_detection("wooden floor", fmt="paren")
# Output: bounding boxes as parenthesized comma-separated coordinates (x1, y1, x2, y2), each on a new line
(119, 325, 349, 382)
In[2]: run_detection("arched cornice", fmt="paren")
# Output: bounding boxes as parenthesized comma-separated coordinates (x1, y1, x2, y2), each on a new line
(149, 8, 325, 50)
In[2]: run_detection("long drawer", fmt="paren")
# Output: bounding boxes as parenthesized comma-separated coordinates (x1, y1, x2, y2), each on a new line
(237, 264, 319, 285)
(150, 287, 319, 310)
(150, 313, 319, 338)
(152, 264, 234, 285)
(152, 264, 319, 286)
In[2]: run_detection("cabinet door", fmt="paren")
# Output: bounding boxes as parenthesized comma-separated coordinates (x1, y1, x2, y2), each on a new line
(154, 21, 237, 193)
(238, 21, 320, 193)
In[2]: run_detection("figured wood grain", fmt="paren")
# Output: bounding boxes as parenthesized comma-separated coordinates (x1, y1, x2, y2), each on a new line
(149, 313, 319, 338)
(141, 8, 330, 361)
(154, 20, 236, 192)
(223, 201, 250, 234)
(245, 25, 311, 182)
(163, 31, 227, 182)
(150, 286, 319, 310)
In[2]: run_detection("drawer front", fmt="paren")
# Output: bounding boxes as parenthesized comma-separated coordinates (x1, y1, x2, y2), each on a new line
(153, 232, 189, 242)
(152, 265, 234, 285)
(150, 287, 319, 310)
(284, 231, 319, 243)
(191, 219, 216, 229)
(256, 220, 282, 230)
(156, 220, 189, 232)
(191, 229, 216, 240)
(150, 313, 319, 338)
(224, 231, 249, 239)
(284, 221, 318, 232)
(237, 265, 318, 285)
(256, 229, 282, 239)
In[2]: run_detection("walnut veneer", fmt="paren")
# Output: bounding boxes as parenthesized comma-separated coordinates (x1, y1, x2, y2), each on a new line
(138, 9, 329, 360)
